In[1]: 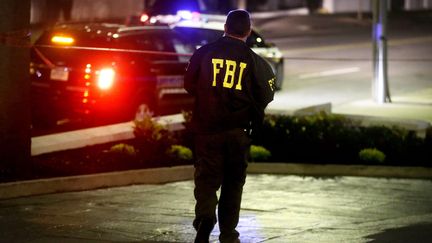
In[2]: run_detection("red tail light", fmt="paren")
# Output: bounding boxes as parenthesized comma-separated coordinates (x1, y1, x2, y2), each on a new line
(140, 13, 149, 23)
(97, 68, 115, 90)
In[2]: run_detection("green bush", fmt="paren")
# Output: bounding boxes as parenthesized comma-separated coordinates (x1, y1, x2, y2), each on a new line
(358, 148, 386, 164)
(109, 143, 136, 157)
(250, 145, 272, 162)
(181, 110, 193, 125)
(167, 145, 193, 161)
(181, 111, 429, 166)
(254, 112, 429, 165)
(134, 115, 171, 144)
(133, 111, 176, 164)
(257, 112, 361, 163)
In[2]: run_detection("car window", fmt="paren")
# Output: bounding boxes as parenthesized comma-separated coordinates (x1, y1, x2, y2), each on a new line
(171, 38, 195, 62)
(173, 27, 223, 49)
(173, 26, 269, 49)
(115, 30, 195, 62)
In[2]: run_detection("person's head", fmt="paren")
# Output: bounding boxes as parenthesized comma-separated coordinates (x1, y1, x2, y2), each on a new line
(224, 9, 251, 41)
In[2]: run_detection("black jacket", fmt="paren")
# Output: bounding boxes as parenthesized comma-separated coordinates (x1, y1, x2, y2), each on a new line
(184, 36, 275, 133)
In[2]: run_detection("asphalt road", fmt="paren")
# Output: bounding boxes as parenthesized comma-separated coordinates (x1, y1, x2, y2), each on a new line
(254, 13, 432, 111)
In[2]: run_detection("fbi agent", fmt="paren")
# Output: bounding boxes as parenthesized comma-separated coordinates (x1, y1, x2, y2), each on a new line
(185, 9, 275, 243)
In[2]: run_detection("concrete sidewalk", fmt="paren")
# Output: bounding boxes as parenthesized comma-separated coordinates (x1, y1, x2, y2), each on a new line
(1, 173, 432, 243)
(268, 89, 432, 138)
(333, 89, 432, 126)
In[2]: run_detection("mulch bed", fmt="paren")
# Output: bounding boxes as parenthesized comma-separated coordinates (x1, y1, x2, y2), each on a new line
(1, 139, 192, 183)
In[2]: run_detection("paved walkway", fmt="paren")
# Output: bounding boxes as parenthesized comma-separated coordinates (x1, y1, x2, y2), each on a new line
(1, 174, 432, 242)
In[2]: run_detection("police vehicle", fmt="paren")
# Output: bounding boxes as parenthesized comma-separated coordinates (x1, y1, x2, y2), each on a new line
(30, 23, 193, 127)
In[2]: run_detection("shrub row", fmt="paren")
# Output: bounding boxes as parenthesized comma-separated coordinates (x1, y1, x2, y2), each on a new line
(107, 112, 432, 167)
(253, 112, 431, 166)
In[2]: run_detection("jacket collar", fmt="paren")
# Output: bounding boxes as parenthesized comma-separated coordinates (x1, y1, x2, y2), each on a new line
(221, 35, 247, 45)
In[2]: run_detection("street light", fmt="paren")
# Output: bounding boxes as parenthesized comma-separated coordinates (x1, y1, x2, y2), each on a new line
(372, 0, 391, 103)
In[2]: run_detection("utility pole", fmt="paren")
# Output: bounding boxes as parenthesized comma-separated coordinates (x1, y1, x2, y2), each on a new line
(372, 0, 391, 103)
(0, 0, 31, 179)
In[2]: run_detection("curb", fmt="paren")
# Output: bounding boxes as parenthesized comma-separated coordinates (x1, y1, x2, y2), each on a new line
(31, 114, 185, 156)
(247, 163, 432, 179)
(1, 163, 432, 200)
(0, 165, 194, 200)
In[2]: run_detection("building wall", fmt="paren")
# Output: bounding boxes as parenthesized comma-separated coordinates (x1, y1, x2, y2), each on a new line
(323, 0, 372, 13)
(405, 0, 432, 10)
(31, 0, 143, 24)
(71, 0, 143, 21)
(323, 0, 432, 13)
(31, 0, 432, 24)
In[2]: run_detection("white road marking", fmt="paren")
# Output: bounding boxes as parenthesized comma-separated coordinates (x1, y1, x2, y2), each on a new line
(298, 67, 360, 79)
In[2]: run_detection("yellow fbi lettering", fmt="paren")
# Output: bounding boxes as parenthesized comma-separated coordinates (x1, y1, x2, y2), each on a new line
(212, 58, 247, 90)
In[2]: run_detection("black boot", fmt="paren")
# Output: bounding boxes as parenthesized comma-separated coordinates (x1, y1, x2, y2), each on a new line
(194, 219, 214, 243)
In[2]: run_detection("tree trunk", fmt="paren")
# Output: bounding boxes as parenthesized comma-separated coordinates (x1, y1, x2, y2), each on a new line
(0, 0, 31, 180)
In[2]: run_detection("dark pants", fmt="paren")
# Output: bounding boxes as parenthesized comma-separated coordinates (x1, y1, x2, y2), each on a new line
(193, 128, 251, 242)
